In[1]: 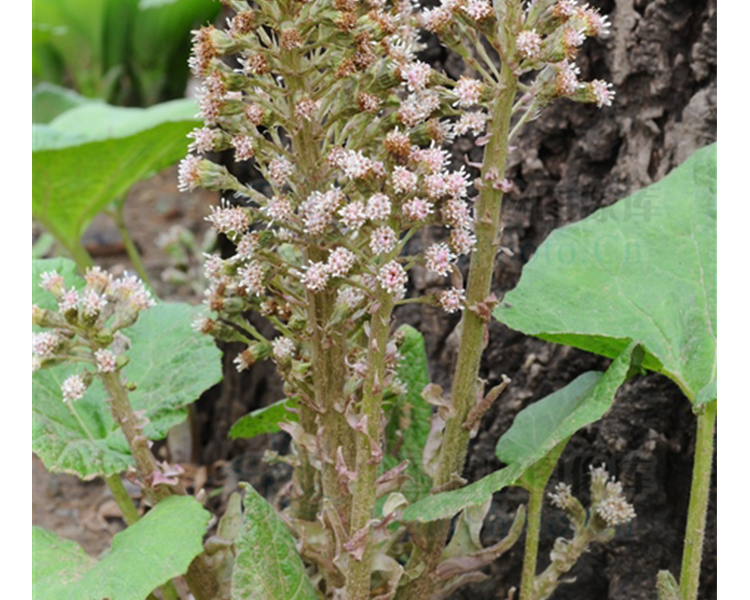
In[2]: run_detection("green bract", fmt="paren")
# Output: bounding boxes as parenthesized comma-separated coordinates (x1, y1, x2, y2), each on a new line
(493, 144, 717, 405)
(32, 258, 222, 479)
(231, 483, 319, 600)
(403, 342, 642, 522)
(383, 325, 433, 501)
(229, 397, 301, 440)
(33, 496, 210, 600)
(32, 99, 199, 258)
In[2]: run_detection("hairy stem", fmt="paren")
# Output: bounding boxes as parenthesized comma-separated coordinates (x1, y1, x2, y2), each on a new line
(679, 400, 717, 600)
(346, 291, 395, 600)
(99, 371, 219, 600)
(438, 60, 517, 491)
(533, 529, 595, 600)
(519, 487, 544, 600)
(400, 57, 518, 600)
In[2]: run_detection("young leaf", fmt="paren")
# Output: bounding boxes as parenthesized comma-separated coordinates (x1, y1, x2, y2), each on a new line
(402, 342, 642, 522)
(229, 397, 301, 440)
(32, 258, 223, 479)
(493, 144, 716, 405)
(33, 496, 210, 600)
(657, 570, 681, 600)
(231, 483, 319, 600)
(32, 99, 199, 256)
(382, 325, 433, 501)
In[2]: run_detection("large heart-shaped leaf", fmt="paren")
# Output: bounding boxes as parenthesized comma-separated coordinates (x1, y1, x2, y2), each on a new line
(33, 496, 210, 600)
(402, 342, 642, 522)
(493, 144, 717, 405)
(32, 99, 199, 256)
(382, 325, 433, 501)
(231, 483, 319, 600)
(32, 258, 222, 479)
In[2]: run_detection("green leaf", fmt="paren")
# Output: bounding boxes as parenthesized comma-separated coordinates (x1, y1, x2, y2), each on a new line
(403, 342, 642, 522)
(32, 99, 199, 255)
(382, 325, 433, 502)
(33, 527, 97, 589)
(32, 259, 222, 479)
(229, 398, 300, 440)
(493, 144, 717, 405)
(231, 483, 319, 600)
(32, 83, 96, 124)
(657, 570, 681, 600)
(33, 496, 210, 600)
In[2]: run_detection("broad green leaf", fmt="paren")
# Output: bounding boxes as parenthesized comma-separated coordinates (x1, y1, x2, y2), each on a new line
(229, 398, 300, 440)
(33, 496, 210, 600)
(32, 83, 96, 124)
(33, 527, 97, 590)
(32, 99, 199, 255)
(493, 144, 717, 405)
(382, 325, 433, 502)
(403, 342, 642, 522)
(498, 374, 601, 492)
(232, 483, 319, 600)
(32, 258, 222, 479)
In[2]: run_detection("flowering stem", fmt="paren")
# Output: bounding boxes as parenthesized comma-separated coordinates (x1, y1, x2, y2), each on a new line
(99, 370, 219, 600)
(519, 486, 544, 600)
(306, 288, 352, 519)
(533, 528, 596, 600)
(439, 60, 517, 495)
(346, 291, 395, 600)
(100, 371, 160, 492)
(401, 58, 518, 600)
(678, 399, 717, 600)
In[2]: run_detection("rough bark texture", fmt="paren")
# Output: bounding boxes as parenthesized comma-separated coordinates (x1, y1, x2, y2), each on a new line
(199, 1, 717, 598)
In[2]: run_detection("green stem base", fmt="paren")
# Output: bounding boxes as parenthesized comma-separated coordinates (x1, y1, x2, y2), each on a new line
(679, 400, 716, 600)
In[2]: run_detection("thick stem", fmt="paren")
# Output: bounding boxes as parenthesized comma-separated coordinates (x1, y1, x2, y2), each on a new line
(99, 371, 218, 600)
(438, 62, 517, 489)
(679, 400, 717, 600)
(100, 371, 160, 493)
(346, 292, 395, 600)
(519, 487, 544, 600)
(285, 43, 353, 522)
(400, 59, 518, 600)
(104, 474, 141, 526)
(306, 288, 353, 522)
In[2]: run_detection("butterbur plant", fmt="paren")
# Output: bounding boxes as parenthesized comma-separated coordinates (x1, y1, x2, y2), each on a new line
(32, 0, 716, 599)
(183, 0, 628, 598)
